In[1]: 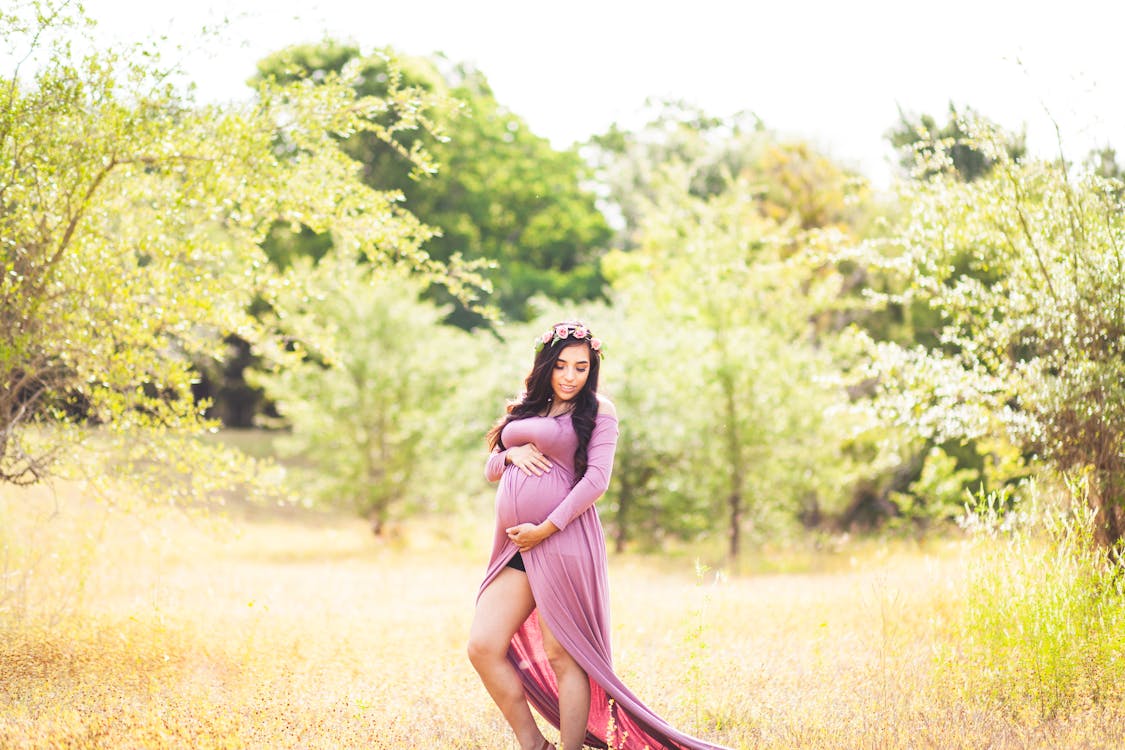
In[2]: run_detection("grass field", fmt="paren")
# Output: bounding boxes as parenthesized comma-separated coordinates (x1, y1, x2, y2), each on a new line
(2, 480, 1124, 749)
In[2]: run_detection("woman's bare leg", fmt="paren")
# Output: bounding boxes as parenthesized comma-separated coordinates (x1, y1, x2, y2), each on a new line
(538, 612, 590, 750)
(468, 567, 550, 750)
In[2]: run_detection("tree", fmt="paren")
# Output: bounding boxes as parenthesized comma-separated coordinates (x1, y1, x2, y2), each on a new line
(887, 102, 1026, 182)
(1086, 146, 1123, 201)
(1086, 146, 1122, 181)
(602, 167, 862, 558)
(0, 1, 481, 493)
(249, 258, 478, 533)
(585, 99, 870, 250)
(859, 116, 1125, 548)
(596, 298, 723, 553)
(253, 42, 612, 328)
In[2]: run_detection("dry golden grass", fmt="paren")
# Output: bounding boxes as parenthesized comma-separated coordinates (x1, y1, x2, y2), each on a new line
(2, 481, 1124, 749)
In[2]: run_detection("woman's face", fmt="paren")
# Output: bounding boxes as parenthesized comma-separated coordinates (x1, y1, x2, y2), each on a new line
(551, 342, 591, 403)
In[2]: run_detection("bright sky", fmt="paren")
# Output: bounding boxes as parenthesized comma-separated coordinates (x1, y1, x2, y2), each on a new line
(75, 1, 1125, 186)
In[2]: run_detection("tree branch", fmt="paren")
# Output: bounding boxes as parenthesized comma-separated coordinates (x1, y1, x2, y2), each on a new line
(1001, 164, 1057, 300)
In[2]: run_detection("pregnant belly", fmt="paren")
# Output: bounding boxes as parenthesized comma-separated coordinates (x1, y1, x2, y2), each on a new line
(495, 467, 573, 528)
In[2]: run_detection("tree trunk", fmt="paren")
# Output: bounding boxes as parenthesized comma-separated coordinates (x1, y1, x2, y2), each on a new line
(614, 477, 632, 554)
(722, 377, 744, 560)
(728, 487, 742, 559)
(1090, 470, 1125, 550)
(368, 509, 384, 536)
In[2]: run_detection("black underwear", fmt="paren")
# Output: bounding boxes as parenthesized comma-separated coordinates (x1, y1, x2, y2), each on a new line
(506, 552, 525, 572)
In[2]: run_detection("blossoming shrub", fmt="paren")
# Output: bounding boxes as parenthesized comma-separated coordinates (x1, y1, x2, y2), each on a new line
(859, 116, 1125, 549)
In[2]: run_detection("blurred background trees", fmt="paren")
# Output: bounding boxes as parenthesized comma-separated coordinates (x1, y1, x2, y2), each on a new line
(4, 1, 1123, 558)
(857, 115, 1125, 548)
(0, 1, 485, 503)
(886, 102, 1027, 182)
(252, 40, 611, 329)
(247, 260, 481, 534)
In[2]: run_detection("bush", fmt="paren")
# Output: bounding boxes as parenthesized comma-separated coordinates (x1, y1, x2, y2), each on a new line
(947, 484, 1125, 719)
(859, 115, 1125, 548)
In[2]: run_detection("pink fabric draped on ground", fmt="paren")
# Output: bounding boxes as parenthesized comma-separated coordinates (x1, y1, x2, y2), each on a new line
(477, 410, 730, 750)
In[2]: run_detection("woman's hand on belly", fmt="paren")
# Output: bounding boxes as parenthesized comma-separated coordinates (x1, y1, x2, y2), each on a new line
(506, 520, 560, 552)
(506, 443, 553, 477)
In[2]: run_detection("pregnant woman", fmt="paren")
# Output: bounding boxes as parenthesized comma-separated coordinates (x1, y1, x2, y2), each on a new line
(467, 321, 730, 750)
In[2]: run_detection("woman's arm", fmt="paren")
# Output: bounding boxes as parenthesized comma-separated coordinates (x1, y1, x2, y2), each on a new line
(545, 407, 619, 531)
(484, 449, 508, 482)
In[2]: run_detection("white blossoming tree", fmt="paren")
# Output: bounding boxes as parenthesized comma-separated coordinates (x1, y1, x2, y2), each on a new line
(859, 116, 1125, 549)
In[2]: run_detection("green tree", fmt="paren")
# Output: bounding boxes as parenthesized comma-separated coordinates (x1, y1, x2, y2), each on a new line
(603, 168, 862, 558)
(887, 102, 1027, 182)
(253, 42, 612, 328)
(860, 116, 1125, 548)
(1086, 145, 1122, 181)
(0, 2, 479, 493)
(594, 297, 720, 553)
(586, 100, 870, 250)
(249, 257, 478, 533)
(1086, 146, 1123, 202)
(590, 106, 898, 545)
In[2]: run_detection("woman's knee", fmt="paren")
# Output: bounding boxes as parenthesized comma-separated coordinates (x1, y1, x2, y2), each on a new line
(467, 631, 505, 666)
(543, 641, 582, 677)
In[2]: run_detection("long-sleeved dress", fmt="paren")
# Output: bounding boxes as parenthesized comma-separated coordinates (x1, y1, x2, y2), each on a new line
(478, 408, 731, 750)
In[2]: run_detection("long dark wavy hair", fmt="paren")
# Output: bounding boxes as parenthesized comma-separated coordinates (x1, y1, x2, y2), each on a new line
(487, 322, 603, 483)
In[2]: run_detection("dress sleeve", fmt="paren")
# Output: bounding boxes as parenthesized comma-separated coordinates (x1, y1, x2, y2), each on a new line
(546, 414, 619, 531)
(485, 449, 508, 482)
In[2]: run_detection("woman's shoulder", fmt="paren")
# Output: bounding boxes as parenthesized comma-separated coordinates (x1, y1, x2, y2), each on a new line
(595, 395, 617, 420)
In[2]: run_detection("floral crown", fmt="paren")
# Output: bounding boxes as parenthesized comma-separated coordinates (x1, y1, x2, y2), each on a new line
(534, 322, 604, 357)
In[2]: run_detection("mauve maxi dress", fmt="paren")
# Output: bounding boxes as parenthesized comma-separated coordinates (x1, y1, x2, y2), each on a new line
(477, 408, 730, 750)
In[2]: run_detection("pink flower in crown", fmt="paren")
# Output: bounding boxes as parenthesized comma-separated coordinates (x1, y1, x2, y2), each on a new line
(541, 331, 553, 344)
(589, 337, 602, 352)
(573, 325, 589, 339)
(554, 325, 570, 340)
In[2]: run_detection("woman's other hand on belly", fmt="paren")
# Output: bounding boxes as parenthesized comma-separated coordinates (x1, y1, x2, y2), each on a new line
(505, 520, 560, 552)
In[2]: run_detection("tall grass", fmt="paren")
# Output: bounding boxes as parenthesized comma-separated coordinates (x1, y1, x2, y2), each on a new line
(2, 479, 1125, 748)
(948, 483, 1125, 721)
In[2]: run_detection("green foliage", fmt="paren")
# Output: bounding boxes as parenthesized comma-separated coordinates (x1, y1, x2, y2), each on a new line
(594, 298, 716, 551)
(1086, 145, 1123, 183)
(248, 257, 479, 532)
(887, 446, 979, 529)
(602, 165, 864, 556)
(951, 485, 1125, 719)
(253, 42, 611, 328)
(586, 101, 761, 248)
(588, 105, 880, 540)
(858, 115, 1125, 546)
(0, 2, 482, 495)
(586, 100, 872, 249)
(887, 102, 1027, 181)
